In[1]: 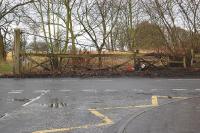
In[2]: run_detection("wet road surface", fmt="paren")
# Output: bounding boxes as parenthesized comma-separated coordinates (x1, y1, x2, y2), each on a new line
(105, 97, 200, 133)
(0, 78, 200, 133)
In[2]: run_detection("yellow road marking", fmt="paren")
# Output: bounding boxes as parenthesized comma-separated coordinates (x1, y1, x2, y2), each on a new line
(32, 109, 113, 133)
(32, 123, 108, 133)
(93, 104, 154, 110)
(32, 125, 90, 133)
(88, 109, 113, 124)
(33, 95, 184, 133)
(134, 105, 154, 108)
(151, 96, 159, 106)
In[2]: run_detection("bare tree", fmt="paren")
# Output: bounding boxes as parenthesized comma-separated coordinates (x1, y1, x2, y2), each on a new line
(77, 0, 122, 66)
(0, 0, 34, 61)
(106, 0, 142, 51)
(140, 0, 183, 55)
(175, 0, 200, 50)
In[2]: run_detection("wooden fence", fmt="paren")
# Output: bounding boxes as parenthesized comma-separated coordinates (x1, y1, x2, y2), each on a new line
(13, 29, 136, 74)
(191, 49, 200, 66)
(167, 56, 187, 68)
(13, 28, 191, 75)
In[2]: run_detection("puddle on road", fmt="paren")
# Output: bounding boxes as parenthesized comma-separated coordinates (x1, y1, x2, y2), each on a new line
(13, 98, 30, 102)
(46, 89, 68, 109)
(49, 98, 67, 109)
(92, 101, 102, 104)
(5, 97, 30, 103)
(0, 114, 5, 119)
(136, 92, 153, 96)
(166, 96, 173, 99)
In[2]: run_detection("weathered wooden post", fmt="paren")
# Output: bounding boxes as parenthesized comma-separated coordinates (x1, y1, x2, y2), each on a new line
(13, 29, 22, 75)
(183, 56, 187, 68)
(0, 30, 4, 62)
(191, 49, 194, 66)
(133, 50, 137, 69)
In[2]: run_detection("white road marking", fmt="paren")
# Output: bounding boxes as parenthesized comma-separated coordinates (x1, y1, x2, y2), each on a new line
(0, 113, 9, 120)
(22, 91, 49, 107)
(8, 90, 24, 94)
(134, 89, 145, 92)
(8, 91, 22, 94)
(172, 89, 187, 91)
(1, 90, 49, 120)
(34, 90, 49, 93)
(13, 90, 24, 92)
(104, 89, 117, 92)
(195, 89, 200, 91)
(81, 89, 96, 92)
(59, 90, 72, 92)
(151, 89, 158, 91)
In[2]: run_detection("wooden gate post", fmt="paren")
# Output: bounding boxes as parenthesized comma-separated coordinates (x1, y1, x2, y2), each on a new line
(191, 49, 194, 66)
(13, 29, 21, 75)
(0, 30, 4, 62)
(183, 56, 187, 68)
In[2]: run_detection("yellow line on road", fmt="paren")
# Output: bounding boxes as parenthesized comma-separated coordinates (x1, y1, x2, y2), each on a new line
(134, 105, 154, 108)
(32, 123, 110, 133)
(32, 125, 90, 133)
(93, 104, 154, 110)
(33, 121, 115, 133)
(92, 95, 161, 111)
(33, 95, 179, 133)
(88, 109, 113, 124)
(32, 109, 113, 133)
(151, 96, 159, 106)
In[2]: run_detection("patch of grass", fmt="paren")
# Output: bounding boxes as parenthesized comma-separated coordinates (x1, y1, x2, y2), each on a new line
(6, 52, 13, 62)
(0, 62, 13, 74)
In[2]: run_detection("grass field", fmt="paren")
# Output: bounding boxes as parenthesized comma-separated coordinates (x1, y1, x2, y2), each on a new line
(0, 52, 13, 74)
(0, 62, 13, 74)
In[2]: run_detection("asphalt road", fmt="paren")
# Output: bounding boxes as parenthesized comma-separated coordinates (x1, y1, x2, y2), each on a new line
(105, 97, 200, 133)
(0, 78, 200, 133)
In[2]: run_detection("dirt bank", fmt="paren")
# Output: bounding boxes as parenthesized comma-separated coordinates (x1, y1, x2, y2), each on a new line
(1, 68, 200, 78)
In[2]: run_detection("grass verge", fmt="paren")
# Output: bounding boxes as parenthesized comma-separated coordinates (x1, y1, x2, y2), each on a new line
(0, 62, 13, 74)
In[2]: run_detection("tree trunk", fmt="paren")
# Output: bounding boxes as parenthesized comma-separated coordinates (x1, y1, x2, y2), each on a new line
(0, 32, 5, 62)
(98, 50, 102, 69)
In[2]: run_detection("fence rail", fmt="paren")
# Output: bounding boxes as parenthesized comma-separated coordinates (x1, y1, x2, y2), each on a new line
(21, 53, 136, 58)
(13, 29, 139, 74)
